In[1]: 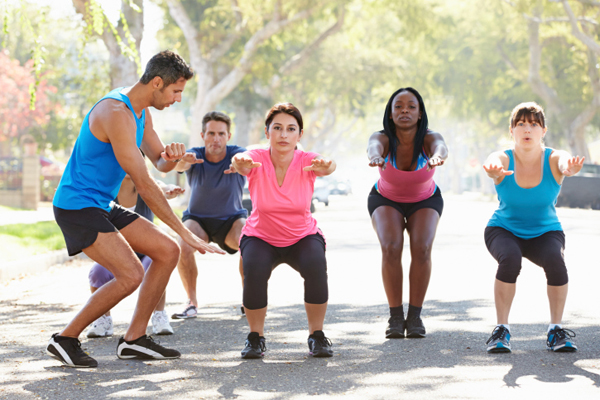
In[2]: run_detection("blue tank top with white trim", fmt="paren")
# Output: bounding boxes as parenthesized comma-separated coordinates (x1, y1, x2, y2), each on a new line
(487, 147, 562, 239)
(53, 88, 145, 212)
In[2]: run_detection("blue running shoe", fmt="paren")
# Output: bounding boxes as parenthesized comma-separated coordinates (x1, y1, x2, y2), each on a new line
(547, 327, 577, 352)
(486, 326, 511, 353)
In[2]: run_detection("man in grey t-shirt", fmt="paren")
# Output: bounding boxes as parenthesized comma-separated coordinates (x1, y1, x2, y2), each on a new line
(171, 111, 247, 319)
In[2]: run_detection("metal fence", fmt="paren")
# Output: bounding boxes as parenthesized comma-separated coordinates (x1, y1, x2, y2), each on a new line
(0, 157, 23, 190)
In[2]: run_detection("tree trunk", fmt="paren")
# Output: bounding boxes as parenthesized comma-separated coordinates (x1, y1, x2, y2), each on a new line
(72, 0, 143, 89)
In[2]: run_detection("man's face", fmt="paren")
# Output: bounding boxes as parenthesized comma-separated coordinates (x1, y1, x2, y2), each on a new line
(201, 120, 231, 157)
(152, 77, 187, 110)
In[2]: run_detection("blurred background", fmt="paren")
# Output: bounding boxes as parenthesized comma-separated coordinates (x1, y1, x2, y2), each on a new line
(2, 0, 600, 210)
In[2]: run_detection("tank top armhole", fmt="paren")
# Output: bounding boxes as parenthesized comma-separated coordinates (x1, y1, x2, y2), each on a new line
(544, 147, 561, 187)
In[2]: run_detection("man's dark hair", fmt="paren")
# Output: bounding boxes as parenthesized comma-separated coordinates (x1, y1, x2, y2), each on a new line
(265, 103, 303, 130)
(382, 87, 429, 168)
(202, 111, 232, 132)
(140, 50, 194, 87)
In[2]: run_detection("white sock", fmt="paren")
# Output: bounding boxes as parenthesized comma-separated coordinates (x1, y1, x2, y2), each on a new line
(548, 323, 562, 332)
(498, 324, 510, 332)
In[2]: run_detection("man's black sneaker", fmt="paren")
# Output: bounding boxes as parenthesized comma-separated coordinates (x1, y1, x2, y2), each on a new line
(46, 333, 98, 368)
(241, 332, 266, 359)
(405, 317, 426, 338)
(385, 316, 406, 338)
(116, 335, 181, 360)
(308, 330, 334, 357)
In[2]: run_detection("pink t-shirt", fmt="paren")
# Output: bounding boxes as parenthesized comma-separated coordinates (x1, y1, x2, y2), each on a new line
(241, 148, 320, 247)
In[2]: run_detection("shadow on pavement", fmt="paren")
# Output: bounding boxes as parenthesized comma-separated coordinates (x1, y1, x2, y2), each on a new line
(1, 300, 597, 399)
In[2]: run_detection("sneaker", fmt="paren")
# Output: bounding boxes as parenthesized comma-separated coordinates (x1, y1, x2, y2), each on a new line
(86, 315, 113, 338)
(152, 311, 174, 335)
(486, 326, 511, 353)
(547, 327, 577, 352)
(385, 316, 406, 338)
(171, 303, 197, 319)
(116, 335, 181, 360)
(405, 317, 426, 338)
(308, 330, 333, 357)
(241, 332, 266, 359)
(46, 333, 98, 368)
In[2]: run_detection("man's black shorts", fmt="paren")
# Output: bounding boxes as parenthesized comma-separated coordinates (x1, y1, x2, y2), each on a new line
(53, 205, 139, 256)
(182, 213, 245, 254)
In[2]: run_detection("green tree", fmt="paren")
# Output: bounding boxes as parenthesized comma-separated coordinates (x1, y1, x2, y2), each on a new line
(160, 0, 346, 147)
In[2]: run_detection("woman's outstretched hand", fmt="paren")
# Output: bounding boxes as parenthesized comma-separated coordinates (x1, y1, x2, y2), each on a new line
(369, 156, 386, 170)
(483, 163, 513, 179)
(427, 156, 445, 171)
(560, 156, 585, 177)
(304, 158, 333, 172)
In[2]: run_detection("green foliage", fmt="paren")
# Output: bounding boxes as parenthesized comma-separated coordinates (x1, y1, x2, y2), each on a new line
(0, 221, 66, 262)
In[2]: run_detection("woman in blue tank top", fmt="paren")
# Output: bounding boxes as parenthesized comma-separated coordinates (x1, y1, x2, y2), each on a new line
(482, 102, 584, 354)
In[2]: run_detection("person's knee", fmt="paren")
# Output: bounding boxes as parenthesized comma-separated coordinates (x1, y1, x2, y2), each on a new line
(179, 239, 196, 259)
(381, 241, 403, 261)
(411, 242, 433, 263)
(119, 266, 144, 295)
(152, 236, 181, 267)
(543, 262, 568, 286)
(495, 254, 522, 283)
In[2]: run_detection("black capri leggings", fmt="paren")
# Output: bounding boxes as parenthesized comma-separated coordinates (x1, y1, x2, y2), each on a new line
(240, 233, 328, 310)
(484, 226, 568, 286)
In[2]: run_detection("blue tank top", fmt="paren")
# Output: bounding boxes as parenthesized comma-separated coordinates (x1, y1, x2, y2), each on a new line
(487, 147, 562, 239)
(182, 145, 247, 220)
(53, 88, 145, 212)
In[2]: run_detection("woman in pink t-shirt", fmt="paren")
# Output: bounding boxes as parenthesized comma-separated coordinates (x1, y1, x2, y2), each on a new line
(367, 87, 448, 340)
(231, 103, 336, 360)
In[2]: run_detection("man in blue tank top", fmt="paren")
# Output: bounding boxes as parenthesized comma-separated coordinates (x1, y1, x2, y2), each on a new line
(47, 51, 225, 368)
(171, 111, 247, 319)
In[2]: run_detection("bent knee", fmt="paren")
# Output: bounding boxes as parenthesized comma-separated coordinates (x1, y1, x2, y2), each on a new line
(381, 242, 403, 260)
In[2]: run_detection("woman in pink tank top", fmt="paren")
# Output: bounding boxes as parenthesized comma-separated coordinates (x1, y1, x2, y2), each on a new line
(367, 87, 448, 339)
(232, 103, 337, 359)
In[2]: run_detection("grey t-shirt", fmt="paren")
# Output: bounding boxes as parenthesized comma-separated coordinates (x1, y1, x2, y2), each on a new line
(182, 145, 247, 220)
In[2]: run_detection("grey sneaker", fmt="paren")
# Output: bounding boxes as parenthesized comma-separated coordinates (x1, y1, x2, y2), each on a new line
(405, 317, 426, 338)
(241, 332, 266, 359)
(547, 327, 577, 352)
(385, 316, 405, 338)
(171, 303, 197, 320)
(486, 326, 511, 353)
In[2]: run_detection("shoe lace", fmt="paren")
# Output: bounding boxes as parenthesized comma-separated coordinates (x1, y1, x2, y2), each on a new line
(548, 328, 576, 346)
(312, 334, 332, 348)
(248, 336, 266, 352)
(154, 312, 168, 326)
(486, 326, 508, 344)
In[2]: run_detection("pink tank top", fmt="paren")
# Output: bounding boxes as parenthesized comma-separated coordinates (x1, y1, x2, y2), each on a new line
(377, 152, 436, 203)
(241, 149, 321, 247)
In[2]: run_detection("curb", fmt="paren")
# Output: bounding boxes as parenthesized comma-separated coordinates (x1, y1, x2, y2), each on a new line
(0, 249, 88, 282)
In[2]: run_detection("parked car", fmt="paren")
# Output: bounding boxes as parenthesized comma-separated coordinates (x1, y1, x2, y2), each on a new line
(556, 163, 600, 210)
(327, 178, 352, 195)
(313, 177, 330, 206)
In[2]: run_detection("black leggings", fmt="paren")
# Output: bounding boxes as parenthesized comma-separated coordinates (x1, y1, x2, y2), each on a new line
(484, 226, 568, 286)
(240, 234, 328, 310)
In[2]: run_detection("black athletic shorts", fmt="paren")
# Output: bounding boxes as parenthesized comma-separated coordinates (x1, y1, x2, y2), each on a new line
(182, 213, 245, 254)
(53, 205, 140, 256)
(367, 185, 443, 219)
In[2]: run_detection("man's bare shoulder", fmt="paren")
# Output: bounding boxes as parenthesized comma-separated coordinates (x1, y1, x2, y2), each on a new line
(90, 99, 137, 140)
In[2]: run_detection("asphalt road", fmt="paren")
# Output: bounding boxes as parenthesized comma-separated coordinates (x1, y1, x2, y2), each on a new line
(1, 184, 600, 399)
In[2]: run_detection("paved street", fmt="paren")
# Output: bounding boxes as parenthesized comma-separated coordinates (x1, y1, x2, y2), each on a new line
(1, 183, 600, 399)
